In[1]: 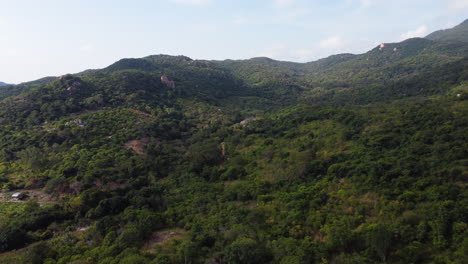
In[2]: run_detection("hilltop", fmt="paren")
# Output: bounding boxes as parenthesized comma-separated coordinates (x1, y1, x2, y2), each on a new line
(426, 18, 468, 42)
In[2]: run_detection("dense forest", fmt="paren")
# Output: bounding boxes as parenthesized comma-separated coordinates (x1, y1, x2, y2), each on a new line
(0, 20, 467, 264)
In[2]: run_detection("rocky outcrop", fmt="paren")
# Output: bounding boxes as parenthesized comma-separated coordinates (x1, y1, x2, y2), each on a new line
(66, 81, 82, 91)
(161, 75, 176, 88)
(124, 137, 150, 155)
(220, 142, 225, 157)
(239, 117, 257, 127)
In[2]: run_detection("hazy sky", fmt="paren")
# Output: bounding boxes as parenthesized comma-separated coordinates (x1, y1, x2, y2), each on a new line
(1, 0, 467, 83)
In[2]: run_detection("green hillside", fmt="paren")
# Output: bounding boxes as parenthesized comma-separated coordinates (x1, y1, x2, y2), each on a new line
(0, 20, 467, 264)
(0, 77, 57, 101)
(216, 38, 468, 105)
(426, 19, 468, 42)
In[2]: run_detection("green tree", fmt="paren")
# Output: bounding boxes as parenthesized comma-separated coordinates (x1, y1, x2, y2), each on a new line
(366, 223, 392, 262)
(224, 237, 271, 264)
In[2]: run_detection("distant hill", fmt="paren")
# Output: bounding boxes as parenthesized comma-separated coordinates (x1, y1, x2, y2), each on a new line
(215, 37, 468, 106)
(0, 81, 10, 86)
(0, 76, 56, 101)
(426, 19, 468, 42)
(83, 35, 468, 108)
(5, 19, 467, 107)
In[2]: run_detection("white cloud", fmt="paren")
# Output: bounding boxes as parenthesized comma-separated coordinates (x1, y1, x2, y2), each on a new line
(232, 15, 249, 25)
(345, 0, 376, 8)
(271, 8, 312, 26)
(448, 0, 468, 9)
(319, 36, 345, 49)
(359, 0, 373, 8)
(6, 49, 17, 56)
(188, 24, 219, 31)
(0, 16, 7, 30)
(274, 0, 295, 8)
(170, 0, 210, 5)
(399, 25, 428, 40)
(79, 44, 94, 53)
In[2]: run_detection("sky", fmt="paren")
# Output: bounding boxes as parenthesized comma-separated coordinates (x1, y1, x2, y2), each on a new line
(0, 0, 468, 84)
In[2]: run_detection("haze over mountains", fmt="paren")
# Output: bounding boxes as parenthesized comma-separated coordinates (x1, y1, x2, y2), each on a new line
(0, 18, 467, 264)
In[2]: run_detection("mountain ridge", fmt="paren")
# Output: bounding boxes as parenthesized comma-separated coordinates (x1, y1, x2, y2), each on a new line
(3, 35, 467, 107)
(426, 18, 468, 42)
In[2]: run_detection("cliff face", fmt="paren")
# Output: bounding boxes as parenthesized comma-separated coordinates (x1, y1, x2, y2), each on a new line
(160, 75, 175, 88)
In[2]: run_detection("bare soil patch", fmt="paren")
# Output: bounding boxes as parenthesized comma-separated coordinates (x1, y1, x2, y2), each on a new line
(124, 137, 150, 155)
(142, 229, 187, 251)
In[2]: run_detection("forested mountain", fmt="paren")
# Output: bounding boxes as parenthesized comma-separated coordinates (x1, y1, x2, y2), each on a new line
(216, 37, 468, 105)
(0, 20, 467, 264)
(0, 82, 9, 86)
(426, 19, 468, 42)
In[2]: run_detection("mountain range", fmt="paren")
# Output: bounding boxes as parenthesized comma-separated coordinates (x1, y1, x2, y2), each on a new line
(0, 19, 467, 264)
(3, 19, 468, 105)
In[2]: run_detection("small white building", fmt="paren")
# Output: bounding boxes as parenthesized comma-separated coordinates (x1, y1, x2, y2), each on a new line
(12, 192, 21, 199)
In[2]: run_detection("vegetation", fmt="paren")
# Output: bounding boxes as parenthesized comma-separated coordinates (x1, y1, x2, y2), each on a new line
(0, 20, 467, 264)
(426, 18, 468, 43)
(0, 77, 57, 101)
